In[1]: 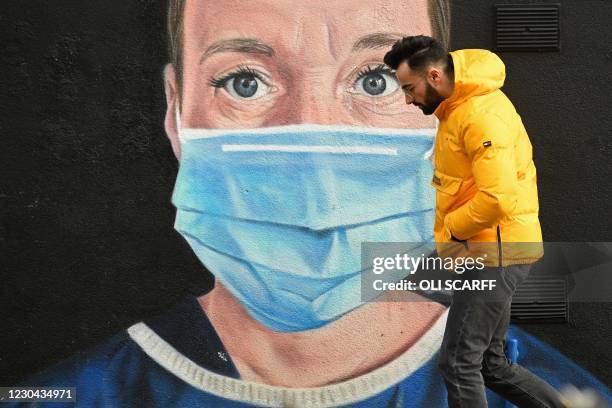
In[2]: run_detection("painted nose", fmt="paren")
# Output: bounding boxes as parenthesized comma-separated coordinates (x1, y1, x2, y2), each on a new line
(266, 70, 347, 126)
(294, 75, 339, 124)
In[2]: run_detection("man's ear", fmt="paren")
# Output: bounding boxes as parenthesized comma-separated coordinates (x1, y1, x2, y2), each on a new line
(427, 67, 441, 84)
(164, 64, 181, 159)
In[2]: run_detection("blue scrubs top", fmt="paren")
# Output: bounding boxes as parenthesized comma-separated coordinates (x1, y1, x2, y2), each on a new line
(13, 297, 611, 407)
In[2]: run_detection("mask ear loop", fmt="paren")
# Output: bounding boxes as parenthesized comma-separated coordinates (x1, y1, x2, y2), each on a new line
(175, 107, 184, 143)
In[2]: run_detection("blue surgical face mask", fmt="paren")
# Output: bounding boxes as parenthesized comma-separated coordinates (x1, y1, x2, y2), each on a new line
(172, 121, 436, 332)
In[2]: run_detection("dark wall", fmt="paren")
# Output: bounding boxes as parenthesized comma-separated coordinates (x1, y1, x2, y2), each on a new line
(451, 0, 612, 242)
(449, 0, 612, 387)
(1, 0, 212, 384)
(1, 0, 610, 386)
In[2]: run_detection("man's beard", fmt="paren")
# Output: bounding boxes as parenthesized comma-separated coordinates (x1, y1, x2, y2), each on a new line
(416, 82, 444, 115)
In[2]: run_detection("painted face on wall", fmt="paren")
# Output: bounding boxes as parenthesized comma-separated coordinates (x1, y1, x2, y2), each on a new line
(168, 0, 439, 332)
(178, 0, 436, 129)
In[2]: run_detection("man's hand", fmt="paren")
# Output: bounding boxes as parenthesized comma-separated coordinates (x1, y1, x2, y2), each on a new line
(450, 233, 468, 249)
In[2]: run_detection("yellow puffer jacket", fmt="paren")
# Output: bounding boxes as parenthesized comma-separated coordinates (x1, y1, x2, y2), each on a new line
(433, 49, 543, 266)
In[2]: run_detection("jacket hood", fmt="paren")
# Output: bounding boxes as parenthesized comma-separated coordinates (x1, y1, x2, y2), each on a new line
(434, 49, 506, 119)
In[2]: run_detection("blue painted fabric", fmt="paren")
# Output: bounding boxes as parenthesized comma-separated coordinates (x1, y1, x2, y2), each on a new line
(12, 297, 611, 408)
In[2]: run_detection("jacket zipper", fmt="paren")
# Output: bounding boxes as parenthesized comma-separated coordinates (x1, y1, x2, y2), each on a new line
(496, 225, 503, 267)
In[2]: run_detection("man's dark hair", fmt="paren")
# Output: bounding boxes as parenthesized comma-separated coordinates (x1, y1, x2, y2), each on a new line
(383, 35, 452, 75)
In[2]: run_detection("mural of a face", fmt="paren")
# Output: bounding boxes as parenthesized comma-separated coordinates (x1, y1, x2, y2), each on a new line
(175, 0, 437, 130)
(165, 0, 441, 333)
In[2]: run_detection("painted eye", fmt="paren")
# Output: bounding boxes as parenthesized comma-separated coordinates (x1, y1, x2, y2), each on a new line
(354, 66, 399, 97)
(209, 67, 273, 100)
(225, 73, 271, 99)
(362, 73, 386, 95)
(227, 73, 257, 98)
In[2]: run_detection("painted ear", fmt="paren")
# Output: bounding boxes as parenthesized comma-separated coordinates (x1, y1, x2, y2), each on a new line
(163, 64, 181, 160)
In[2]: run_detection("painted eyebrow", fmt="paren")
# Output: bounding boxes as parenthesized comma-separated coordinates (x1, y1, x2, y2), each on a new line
(351, 32, 404, 52)
(200, 38, 275, 64)
(200, 33, 401, 63)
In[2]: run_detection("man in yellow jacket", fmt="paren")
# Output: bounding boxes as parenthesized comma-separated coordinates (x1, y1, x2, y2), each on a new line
(384, 36, 564, 407)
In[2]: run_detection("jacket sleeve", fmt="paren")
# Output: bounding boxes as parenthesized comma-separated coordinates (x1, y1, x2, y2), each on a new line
(444, 112, 519, 240)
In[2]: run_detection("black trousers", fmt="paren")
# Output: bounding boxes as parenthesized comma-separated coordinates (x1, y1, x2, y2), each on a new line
(437, 264, 565, 408)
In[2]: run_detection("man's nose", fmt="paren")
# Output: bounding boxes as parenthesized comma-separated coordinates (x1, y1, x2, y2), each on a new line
(405, 93, 415, 105)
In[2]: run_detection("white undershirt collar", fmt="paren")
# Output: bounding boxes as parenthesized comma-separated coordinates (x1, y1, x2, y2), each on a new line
(128, 308, 448, 407)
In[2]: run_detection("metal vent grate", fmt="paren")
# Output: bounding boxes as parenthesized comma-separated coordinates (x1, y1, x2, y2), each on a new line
(495, 4, 560, 51)
(511, 277, 568, 322)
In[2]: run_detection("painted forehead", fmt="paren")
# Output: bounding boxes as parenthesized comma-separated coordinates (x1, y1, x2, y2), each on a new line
(183, 0, 433, 58)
